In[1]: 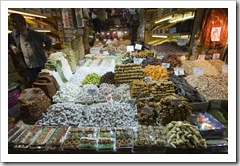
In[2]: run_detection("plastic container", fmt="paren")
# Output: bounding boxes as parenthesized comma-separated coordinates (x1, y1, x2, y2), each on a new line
(61, 127, 83, 150)
(79, 137, 97, 150)
(8, 121, 29, 144)
(98, 127, 115, 139)
(81, 127, 98, 138)
(133, 126, 151, 147)
(47, 126, 69, 150)
(116, 127, 133, 149)
(106, 31, 111, 39)
(29, 127, 56, 150)
(98, 138, 115, 150)
(148, 125, 166, 147)
(95, 32, 100, 40)
(123, 30, 129, 39)
(100, 31, 106, 40)
(117, 30, 124, 39)
(111, 30, 118, 39)
(13, 125, 42, 149)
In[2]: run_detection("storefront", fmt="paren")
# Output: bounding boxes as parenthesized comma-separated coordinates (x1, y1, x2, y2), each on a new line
(8, 8, 228, 155)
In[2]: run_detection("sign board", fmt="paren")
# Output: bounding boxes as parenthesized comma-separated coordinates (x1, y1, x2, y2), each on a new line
(127, 46, 134, 52)
(198, 54, 206, 60)
(174, 67, 185, 76)
(135, 44, 142, 50)
(194, 67, 204, 76)
(162, 63, 170, 69)
(177, 39, 187, 46)
(87, 89, 98, 96)
(212, 53, 220, 59)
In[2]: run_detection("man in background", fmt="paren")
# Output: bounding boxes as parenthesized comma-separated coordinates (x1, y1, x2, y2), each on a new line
(8, 13, 52, 85)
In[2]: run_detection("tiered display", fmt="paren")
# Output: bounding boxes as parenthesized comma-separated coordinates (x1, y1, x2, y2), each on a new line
(130, 80, 150, 98)
(149, 80, 175, 99)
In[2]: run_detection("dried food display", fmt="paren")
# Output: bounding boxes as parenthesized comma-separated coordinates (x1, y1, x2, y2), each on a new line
(114, 64, 144, 85)
(99, 128, 115, 139)
(141, 57, 162, 68)
(181, 60, 219, 76)
(148, 125, 166, 146)
(185, 75, 228, 100)
(62, 127, 83, 149)
(81, 102, 137, 127)
(116, 128, 133, 148)
(98, 83, 116, 99)
(136, 99, 157, 125)
(98, 138, 115, 150)
(156, 95, 192, 126)
(13, 126, 42, 148)
(82, 73, 101, 85)
(115, 84, 131, 103)
(208, 60, 226, 73)
(130, 80, 150, 98)
(169, 74, 206, 102)
(47, 126, 69, 149)
(36, 103, 83, 126)
(30, 127, 56, 149)
(99, 72, 115, 84)
(165, 121, 207, 149)
(143, 65, 168, 80)
(149, 80, 175, 99)
(133, 125, 151, 146)
(153, 42, 188, 54)
(162, 54, 182, 70)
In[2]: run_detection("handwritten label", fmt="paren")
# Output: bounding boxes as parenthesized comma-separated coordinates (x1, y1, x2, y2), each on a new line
(211, 100, 221, 109)
(162, 63, 170, 69)
(194, 67, 204, 76)
(174, 67, 185, 76)
(177, 39, 187, 46)
(222, 64, 228, 73)
(127, 46, 134, 52)
(87, 89, 98, 96)
(180, 55, 186, 61)
(171, 99, 183, 106)
(198, 54, 206, 60)
(135, 44, 142, 50)
(144, 77, 152, 82)
(213, 53, 220, 59)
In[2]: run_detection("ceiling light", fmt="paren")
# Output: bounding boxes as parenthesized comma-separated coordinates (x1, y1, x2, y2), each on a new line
(169, 15, 194, 23)
(35, 30, 51, 32)
(169, 12, 195, 23)
(8, 9, 47, 18)
(152, 35, 168, 38)
(155, 15, 172, 24)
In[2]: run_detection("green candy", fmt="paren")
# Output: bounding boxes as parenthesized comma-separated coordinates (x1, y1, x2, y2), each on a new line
(82, 73, 101, 85)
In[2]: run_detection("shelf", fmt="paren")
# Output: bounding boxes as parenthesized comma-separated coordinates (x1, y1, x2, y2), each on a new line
(9, 8, 52, 18)
(150, 32, 191, 37)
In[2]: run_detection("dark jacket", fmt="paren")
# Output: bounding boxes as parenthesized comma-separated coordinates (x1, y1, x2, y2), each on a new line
(8, 28, 52, 68)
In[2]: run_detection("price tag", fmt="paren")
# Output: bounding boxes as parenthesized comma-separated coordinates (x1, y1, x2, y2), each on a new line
(144, 77, 152, 82)
(162, 63, 170, 69)
(222, 64, 228, 73)
(135, 44, 142, 50)
(211, 100, 221, 109)
(213, 53, 220, 59)
(180, 55, 186, 61)
(170, 27, 177, 34)
(174, 67, 185, 76)
(127, 46, 134, 52)
(177, 39, 187, 46)
(194, 67, 204, 76)
(198, 54, 206, 60)
(103, 51, 109, 55)
(87, 89, 98, 96)
(171, 99, 183, 106)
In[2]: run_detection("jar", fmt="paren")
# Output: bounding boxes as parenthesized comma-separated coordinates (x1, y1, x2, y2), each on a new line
(123, 30, 129, 39)
(95, 32, 100, 40)
(100, 31, 106, 40)
(111, 30, 118, 39)
(117, 30, 123, 39)
(106, 31, 111, 39)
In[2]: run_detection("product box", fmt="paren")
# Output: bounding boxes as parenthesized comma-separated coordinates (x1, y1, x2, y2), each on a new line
(193, 112, 226, 139)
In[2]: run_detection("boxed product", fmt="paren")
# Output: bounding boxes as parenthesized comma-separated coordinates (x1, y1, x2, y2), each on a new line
(47, 126, 69, 150)
(193, 112, 226, 138)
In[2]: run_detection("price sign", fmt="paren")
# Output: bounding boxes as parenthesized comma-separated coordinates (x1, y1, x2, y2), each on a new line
(180, 55, 186, 61)
(211, 100, 221, 109)
(87, 89, 98, 96)
(213, 53, 220, 59)
(222, 64, 228, 73)
(144, 77, 152, 82)
(171, 99, 183, 106)
(177, 39, 187, 46)
(174, 67, 185, 76)
(198, 54, 206, 60)
(135, 44, 142, 50)
(127, 46, 134, 52)
(194, 67, 204, 76)
(162, 63, 170, 69)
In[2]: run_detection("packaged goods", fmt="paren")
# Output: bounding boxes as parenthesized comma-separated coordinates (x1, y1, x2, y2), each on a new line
(116, 128, 133, 148)
(133, 125, 151, 146)
(62, 127, 83, 150)
(148, 125, 166, 146)
(47, 126, 69, 150)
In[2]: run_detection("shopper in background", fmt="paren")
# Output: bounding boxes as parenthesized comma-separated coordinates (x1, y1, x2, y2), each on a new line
(8, 13, 52, 85)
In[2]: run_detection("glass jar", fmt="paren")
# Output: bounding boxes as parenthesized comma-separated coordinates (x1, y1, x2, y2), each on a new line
(95, 32, 100, 40)
(100, 31, 106, 40)
(111, 30, 118, 39)
(123, 30, 129, 39)
(117, 30, 123, 39)
(106, 31, 111, 39)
